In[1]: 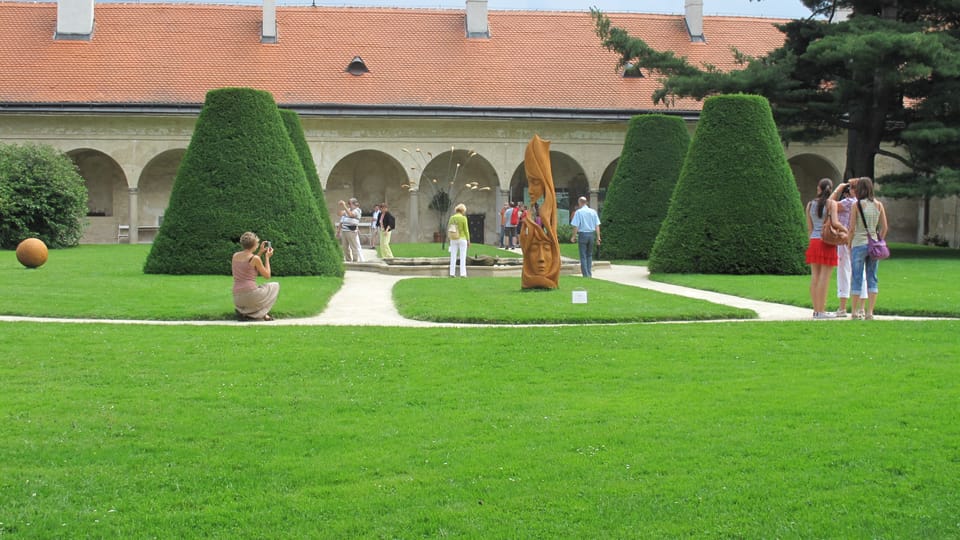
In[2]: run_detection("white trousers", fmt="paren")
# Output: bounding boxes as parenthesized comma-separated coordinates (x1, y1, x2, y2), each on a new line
(448, 238, 468, 276)
(836, 244, 866, 298)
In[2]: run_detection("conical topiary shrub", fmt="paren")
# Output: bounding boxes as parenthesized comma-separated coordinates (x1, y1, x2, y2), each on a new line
(648, 94, 808, 275)
(601, 114, 689, 259)
(144, 88, 342, 276)
(279, 109, 343, 275)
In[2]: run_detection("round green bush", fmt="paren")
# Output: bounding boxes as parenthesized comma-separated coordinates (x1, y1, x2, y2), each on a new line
(144, 88, 342, 276)
(648, 94, 808, 275)
(0, 143, 88, 249)
(601, 114, 689, 259)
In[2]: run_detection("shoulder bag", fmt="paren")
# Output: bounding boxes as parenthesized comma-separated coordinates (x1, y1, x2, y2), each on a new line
(857, 200, 890, 260)
(820, 202, 848, 246)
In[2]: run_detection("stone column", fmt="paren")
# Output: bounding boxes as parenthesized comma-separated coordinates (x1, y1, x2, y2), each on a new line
(408, 190, 420, 242)
(589, 188, 601, 205)
(128, 187, 140, 243)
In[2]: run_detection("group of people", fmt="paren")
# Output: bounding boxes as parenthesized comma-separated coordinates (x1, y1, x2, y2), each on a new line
(806, 176, 888, 320)
(498, 201, 525, 249)
(496, 197, 601, 278)
(336, 198, 396, 262)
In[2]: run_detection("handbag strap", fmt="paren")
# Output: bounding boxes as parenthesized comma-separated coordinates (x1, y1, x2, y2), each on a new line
(856, 200, 877, 241)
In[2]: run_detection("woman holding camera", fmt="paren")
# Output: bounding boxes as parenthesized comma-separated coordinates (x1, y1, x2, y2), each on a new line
(232, 231, 279, 321)
(830, 178, 866, 317)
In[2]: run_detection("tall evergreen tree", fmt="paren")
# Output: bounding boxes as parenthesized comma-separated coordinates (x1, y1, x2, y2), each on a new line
(279, 109, 344, 274)
(145, 88, 342, 276)
(592, 1, 960, 210)
(648, 95, 808, 275)
(601, 114, 689, 259)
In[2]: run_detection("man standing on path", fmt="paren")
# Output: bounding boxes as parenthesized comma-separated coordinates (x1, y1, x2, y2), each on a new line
(569, 196, 601, 277)
(338, 198, 365, 262)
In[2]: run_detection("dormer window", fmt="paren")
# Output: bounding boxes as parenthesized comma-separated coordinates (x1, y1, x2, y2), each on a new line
(346, 56, 369, 76)
(622, 62, 643, 78)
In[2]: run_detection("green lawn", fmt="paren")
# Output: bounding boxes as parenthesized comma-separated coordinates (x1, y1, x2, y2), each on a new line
(394, 276, 753, 323)
(651, 243, 960, 317)
(2, 245, 340, 320)
(2, 243, 959, 536)
(1, 321, 958, 537)
(389, 242, 522, 259)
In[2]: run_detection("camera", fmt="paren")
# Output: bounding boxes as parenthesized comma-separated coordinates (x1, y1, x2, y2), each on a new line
(263, 241, 272, 249)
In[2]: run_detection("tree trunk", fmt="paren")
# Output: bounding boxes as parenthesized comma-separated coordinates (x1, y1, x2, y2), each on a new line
(843, 0, 900, 182)
(844, 128, 877, 180)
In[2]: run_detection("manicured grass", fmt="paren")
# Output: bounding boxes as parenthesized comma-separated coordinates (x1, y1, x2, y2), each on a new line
(1, 321, 958, 537)
(2, 245, 340, 320)
(389, 242, 521, 258)
(651, 243, 960, 317)
(394, 276, 754, 323)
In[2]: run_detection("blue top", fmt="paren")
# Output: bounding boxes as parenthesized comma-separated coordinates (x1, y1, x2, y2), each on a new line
(808, 200, 827, 239)
(570, 205, 600, 232)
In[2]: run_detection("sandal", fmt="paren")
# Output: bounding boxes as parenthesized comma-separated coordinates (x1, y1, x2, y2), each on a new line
(262, 314, 274, 322)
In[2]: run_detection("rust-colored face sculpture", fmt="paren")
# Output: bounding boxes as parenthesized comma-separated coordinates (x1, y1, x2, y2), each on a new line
(521, 135, 561, 289)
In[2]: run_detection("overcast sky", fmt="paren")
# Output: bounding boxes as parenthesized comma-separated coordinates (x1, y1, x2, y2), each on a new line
(296, 0, 814, 19)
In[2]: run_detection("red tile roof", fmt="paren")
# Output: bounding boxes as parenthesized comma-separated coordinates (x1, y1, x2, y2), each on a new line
(0, 2, 788, 113)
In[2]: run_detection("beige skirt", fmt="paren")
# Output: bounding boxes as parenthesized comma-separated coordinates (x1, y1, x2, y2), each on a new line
(233, 282, 280, 319)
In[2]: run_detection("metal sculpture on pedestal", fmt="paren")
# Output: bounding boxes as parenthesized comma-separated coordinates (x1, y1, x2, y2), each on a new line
(521, 135, 561, 289)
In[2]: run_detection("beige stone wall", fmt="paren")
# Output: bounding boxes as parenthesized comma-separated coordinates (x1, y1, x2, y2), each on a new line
(0, 112, 942, 246)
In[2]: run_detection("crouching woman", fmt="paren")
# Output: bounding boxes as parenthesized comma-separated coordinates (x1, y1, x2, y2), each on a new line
(232, 231, 279, 321)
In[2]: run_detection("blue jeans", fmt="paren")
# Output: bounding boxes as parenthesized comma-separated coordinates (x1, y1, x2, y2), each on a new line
(577, 231, 596, 277)
(850, 244, 879, 296)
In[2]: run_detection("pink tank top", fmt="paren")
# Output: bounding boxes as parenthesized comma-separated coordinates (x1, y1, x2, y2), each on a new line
(232, 255, 258, 293)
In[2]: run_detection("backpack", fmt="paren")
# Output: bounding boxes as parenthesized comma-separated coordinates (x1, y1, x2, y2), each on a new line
(510, 207, 520, 226)
(447, 222, 460, 241)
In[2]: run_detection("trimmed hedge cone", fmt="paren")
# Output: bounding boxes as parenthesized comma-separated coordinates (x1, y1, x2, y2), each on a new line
(279, 109, 344, 276)
(649, 94, 808, 275)
(144, 88, 343, 276)
(600, 114, 690, 260)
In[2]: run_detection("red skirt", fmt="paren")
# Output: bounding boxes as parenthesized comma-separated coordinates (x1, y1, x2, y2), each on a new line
(805, 238, 838, 266)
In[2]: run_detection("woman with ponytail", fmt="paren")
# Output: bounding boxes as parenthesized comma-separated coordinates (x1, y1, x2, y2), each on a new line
(805, 178, 844, 319)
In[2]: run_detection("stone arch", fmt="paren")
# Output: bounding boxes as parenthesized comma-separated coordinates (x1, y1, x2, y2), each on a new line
(325, 149, 407, 237)
(138, 149, 186, 240)
(509, 151, 589, 226)
(415, 149, 498, 243)
(788, 153, 842, 201)
(66, 148, 128, 243)
(597, 158, 619, 215)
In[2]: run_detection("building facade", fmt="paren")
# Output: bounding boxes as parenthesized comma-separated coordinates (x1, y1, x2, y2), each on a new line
(0, 0, 954, 246)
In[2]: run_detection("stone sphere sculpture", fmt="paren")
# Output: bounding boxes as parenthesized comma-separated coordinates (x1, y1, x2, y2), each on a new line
(16, 238, 49, 268)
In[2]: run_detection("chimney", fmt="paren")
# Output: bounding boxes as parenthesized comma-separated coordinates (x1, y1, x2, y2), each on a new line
(262, 0, 277, 43)
(55, 0, 94, 40)
(465, 0, 489, 39)
(684, 0, 705, 43)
